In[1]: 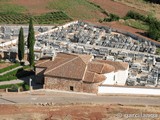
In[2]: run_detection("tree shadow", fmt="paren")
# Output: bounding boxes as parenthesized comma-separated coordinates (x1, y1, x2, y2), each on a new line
(136, 31, 149, 38)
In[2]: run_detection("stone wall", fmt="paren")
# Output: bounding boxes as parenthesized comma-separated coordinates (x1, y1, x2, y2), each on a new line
(44, 76, 83, 92)
(83, 82, 99, 93)
(44, 76, 99, 93)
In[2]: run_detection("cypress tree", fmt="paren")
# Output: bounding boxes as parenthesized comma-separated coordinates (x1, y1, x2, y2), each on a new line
(29, 46, 35, 67)
(27, 18, 35, 66)
(18, 27, 24, 62)
(27, 18, 35, 49)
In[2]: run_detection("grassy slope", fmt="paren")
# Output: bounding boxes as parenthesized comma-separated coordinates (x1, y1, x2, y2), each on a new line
(0, 2, 26, 13)
(124, 19, 149, 31)
(0, 0, 106, 23)
(43, 0, 105, 20)
(116, 0, 160, 20)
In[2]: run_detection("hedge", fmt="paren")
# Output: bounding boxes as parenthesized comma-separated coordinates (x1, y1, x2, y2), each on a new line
(0, 63, 21, 74)
(0, 83, 23, 89)
(0, 82, 30, 91)
(0, 65, 34, 81)
(103, 13, 120, 22)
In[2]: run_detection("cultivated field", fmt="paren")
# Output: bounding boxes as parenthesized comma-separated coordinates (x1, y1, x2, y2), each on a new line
(0, 0, 106, 21)
(47, 0, 106, 20)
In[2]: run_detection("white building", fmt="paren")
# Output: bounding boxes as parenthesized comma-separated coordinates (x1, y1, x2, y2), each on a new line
(95, 60, 129, 86)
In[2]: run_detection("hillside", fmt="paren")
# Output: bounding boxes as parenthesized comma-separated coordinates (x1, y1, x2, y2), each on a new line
(0, 0, 159, 41)
(0, 0, 106, 20)
(88, 0, 146, 17)
(115, 0, 160, 20)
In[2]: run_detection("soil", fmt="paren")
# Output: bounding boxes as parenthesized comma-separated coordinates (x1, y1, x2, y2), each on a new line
(115, 0, 160, 20)
(0, 104, 160, 120)
(0, 62, 13, 69)
(11, 0, 53, 15)
(89, 0, 146, 17)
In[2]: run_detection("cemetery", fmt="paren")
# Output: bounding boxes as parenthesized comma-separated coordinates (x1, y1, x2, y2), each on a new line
(0, 21, 160, 88)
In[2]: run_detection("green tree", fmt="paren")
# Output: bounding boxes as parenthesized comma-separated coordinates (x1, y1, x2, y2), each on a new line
(29, 46, 35, 67)
(27, 18, 35, 49)
(27, 18, 35, 66)
(18, 27, 24, 62)
(148, 23, 160, 40)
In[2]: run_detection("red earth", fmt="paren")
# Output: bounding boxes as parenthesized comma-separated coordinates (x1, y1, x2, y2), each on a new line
(1, 104, 159, 120)
(89, 0, 146, 17)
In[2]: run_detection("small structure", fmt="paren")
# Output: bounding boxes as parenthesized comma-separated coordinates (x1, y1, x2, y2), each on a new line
(35, 52, 129, 93)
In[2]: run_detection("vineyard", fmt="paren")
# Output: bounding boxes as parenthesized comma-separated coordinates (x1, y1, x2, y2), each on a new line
(0, 11, 72, 24)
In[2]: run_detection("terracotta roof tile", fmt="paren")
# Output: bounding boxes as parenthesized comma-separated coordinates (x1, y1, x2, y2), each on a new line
(93, 73, 106, 83)
(45, 57, 86, 80)
(35, 53, 128, 84)
(87, 62, 104, 74)
(95, 60, 128, 72)
(83, 71, 95, 83)
(102, 64, 115, 73)
(83, 71, 106, 83)
(78, 54, 93, 64)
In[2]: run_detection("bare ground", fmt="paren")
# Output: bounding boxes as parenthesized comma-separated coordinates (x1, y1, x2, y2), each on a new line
(10, 0, 53, 15)
(0, 104, 160, 120)
(88, 0, 146, 17)
(0, 62, 13, 69)
(115, 0, 160, 20)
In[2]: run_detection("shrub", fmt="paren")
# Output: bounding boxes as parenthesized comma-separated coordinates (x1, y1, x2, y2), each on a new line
(103, 13, 120, 22)
(0, 65, 34, 81)
(148, 23, 160, 40)
(144, 0, 160, 4)
(126, 11, 146, 21)
(0, 83, 23, 89)
(24, 84, 30, 91)
(125, 10, 160, 40)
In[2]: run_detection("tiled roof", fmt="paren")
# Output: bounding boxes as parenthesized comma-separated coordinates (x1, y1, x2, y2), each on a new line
(83, 71, 106, 83)
(94, 60, 128, 72)
(35, 53, 128, 83)
(45, 57, 86, 80)
(87, 61, 115, 74)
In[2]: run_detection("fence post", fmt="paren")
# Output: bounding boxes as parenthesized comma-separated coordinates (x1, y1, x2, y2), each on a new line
(18, 87, 20, 93)
(5, 88, 8, 93)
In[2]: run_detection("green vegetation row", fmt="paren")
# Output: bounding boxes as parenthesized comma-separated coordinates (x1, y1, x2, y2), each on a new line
(0, 65, 34, 81)
(0, 82, 30, 91)
(144, 0, 160, 4)
(101, 13, 120, 22)
(0, 83, 23, 89)
(0, 63, 20, 74)
(0, 11, 71, 24)
(125, 11, 160, 41)
(86, 1, 109, 16)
